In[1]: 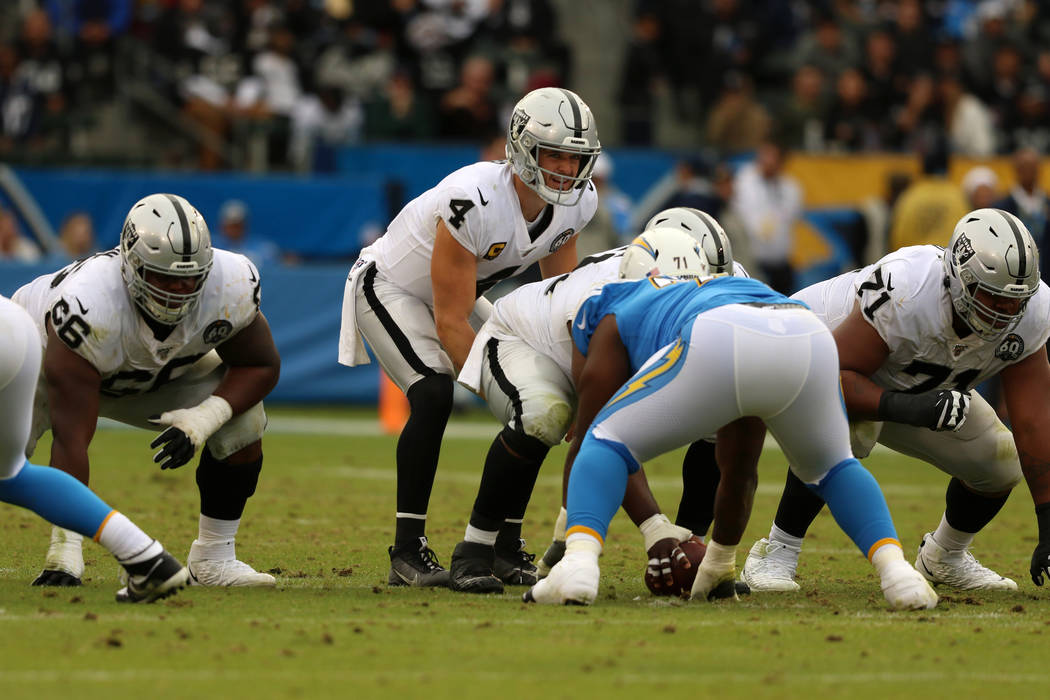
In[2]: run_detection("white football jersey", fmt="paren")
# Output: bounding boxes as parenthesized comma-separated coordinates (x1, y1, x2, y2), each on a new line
(492, 251, 751, 377)
(363, 160, 598, 304)
(13, 248, 260, 397)
(795, 245, 1050, 392)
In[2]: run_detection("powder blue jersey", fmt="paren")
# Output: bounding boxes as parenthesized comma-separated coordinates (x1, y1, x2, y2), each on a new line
(571, 276, 804, 370)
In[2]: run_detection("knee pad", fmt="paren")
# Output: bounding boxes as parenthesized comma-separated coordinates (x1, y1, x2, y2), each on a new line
(207, 402, 267, 461)
(521, 395, 573, 447)
(499, 425, 550, 463)
(407, 374, 454, 417)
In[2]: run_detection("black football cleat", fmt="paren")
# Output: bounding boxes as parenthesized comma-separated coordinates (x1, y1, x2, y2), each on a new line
(32, 569, 82, 587)
(116, 549, 190, 603)
(387, 536, 451, 587)
(494, 538, 539, 585)
(449, 541, 504, 594)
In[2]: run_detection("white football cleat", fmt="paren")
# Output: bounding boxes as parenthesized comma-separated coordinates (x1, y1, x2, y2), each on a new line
(741, 538, 801, 592)
(880, 559, 938, 610)
(187, 540, 276, 587)
(915, 532, 1017, 591)
(522, 551, 598, 605)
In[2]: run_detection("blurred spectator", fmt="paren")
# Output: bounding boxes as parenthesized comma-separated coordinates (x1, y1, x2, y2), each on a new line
(290, 85, 363, 172)
(792, 10, 859, 81)
(575, 153, 631, 258)
(0, 208, 41, 262)
(211, 199, 283, 268)
(16, 9, 66, 142)
(234, 25, 302, 168)
(983, 44, 1026, 140)
(58, 211, 95, 259)
(778, 64, 827, 152)
(890, 0, 933, 78)
(889, 72, 938, 151)
(889, 136, 969, 250)
(1004, 82, 1050, 153)
(823, 68, 880, 151)
(313, 14, 396, 102)
(705, 72, 771, 153)
(730, 138, 802, 294)
(995, 148, 1050, 278)
(46, 0, 131, 102)
(963, 0, 1028, 101)
(631, 155, 727, 234)
(438, 54, 498, 139)
(692, 0, 760, 110)
(861, 28, 903, 128)
(617, 8, 663, 146)
(364, 69, 436, 141)
(937, 72, 995, 157)
(961, 166, 1000, 209)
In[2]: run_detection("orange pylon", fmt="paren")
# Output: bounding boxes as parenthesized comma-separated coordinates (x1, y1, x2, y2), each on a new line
(378, 369, 409, 435)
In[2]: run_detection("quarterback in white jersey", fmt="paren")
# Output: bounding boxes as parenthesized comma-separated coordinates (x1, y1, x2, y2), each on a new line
(13, 194, 280, 589)
(337, 87, 601, 587)
(743, 208, 1050, 593)
(447, 209, 752, 594)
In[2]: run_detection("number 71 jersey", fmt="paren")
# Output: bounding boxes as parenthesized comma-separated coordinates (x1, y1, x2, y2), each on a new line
(12, 248, 261, 397)
(794, 245, 1050, 392)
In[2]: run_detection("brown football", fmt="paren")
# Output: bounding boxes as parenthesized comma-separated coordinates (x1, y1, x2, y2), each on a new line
(644, 536, 707, 597)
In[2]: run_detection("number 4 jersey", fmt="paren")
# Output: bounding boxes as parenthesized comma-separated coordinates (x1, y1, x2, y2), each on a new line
(793, 245, 1050, 392)
(13, 248, 261, 397)
(362, 161, 597, 303)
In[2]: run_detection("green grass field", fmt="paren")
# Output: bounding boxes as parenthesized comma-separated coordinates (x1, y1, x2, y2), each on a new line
(1, 405, 1047, 699)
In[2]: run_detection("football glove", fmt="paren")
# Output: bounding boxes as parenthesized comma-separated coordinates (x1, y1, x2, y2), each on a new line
(878, 389, 970, 431)
(149, 395, 232, 470)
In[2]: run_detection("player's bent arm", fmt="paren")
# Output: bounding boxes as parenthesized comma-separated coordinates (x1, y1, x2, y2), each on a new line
(43, 322, 102, 484)
(432, 219, 479, 372)
(832, 305, 891, 418)
(538, 237, 578, 279)
(1001, 350, 1050, 506)
(213, 311, 281, 414)
(560, 316, 632, 503)
(709, 417, 764, 547)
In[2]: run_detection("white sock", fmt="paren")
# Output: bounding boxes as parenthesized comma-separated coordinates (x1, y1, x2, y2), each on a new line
(769, 524, 804, 550)
(871, 542, 906, 578)
(932, 514, 974, 551)
(552, 507, 567, 542)
(464, 524, 498, 546)
(198, 514, 240, 544)
(566, 532, 602, 557)
(97, 512, 159, 563)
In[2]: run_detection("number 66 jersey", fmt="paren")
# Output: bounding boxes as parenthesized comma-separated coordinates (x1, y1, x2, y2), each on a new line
(12, 248, 261, 398)
(794, 245, 1050, 392)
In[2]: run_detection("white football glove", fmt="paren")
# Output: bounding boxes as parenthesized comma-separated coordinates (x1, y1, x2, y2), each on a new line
(149, 395, 232, 470)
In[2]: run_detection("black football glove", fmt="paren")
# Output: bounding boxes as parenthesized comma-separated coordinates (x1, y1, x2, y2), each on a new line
(1031, 541, 1050, 586)
(878, 389, 970, 431)
(150, 425, 195, 470)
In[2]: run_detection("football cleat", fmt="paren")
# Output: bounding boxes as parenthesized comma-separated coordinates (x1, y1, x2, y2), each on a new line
(494, 538, 538, 585)
(915, 532, 1017, 591)
(449, 541, 504, 594)
(32, 527, 84, 587)
(387, 536, 451, 587)
(187, 540, 276, 587)
(536, 539, 565, 579)
(741, 538, 801, 592)
(522, 550, 599, 605)
(880, 559, 938, 610)
(116, 549, 190, 603)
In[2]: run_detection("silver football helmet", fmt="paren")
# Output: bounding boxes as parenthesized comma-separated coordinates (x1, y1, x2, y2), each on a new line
(506, 87, 600, 206)
(644, 207, 734, 274)
(120, 193, 213, 325)
(618, 227, 711, 280)
(943, 208, 1039, 341)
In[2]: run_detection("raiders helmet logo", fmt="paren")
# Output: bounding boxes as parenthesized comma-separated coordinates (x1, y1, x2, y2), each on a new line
(995, 333, 1025, 362)
(510, 109, 530, 140)
(549, 229, 575, 254)
(122, 220, 139, 250)
(483, 242, 507, 260)
(953, 234, 975, 266)
(203, 320, 234, 344)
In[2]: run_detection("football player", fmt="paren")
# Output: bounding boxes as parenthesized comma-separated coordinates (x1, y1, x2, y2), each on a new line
(0, 294, 188, 602)
(13, 193, 279, 588)
(338, 87, 601, 587)
(742, 208, 1050, 592)
(524, 264, 938, 609)
(447, 209, 749, 594)
(448, 222, 728, 593)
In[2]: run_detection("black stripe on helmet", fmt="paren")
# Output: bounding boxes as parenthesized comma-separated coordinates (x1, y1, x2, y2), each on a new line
(995, 208, 1028, 283)
(693, 210, 727, 268)
(559, 88, 582, 138)
(164, 194, 192, 263)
